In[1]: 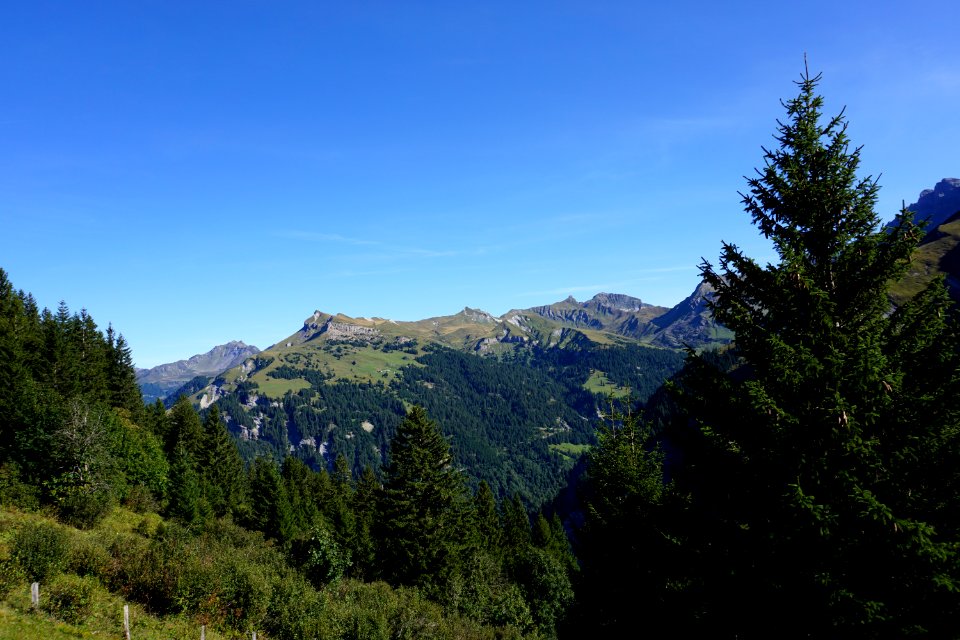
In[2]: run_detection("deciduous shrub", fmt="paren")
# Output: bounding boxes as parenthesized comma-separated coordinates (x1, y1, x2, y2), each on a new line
(12, 520, 69, 582)
(41, 573, 95, 624)
(0, 558, 27, 598)
(264, 568, 322, 640)
(55, 486, 114, 529)
(66, 536, 110, 577)
(209, 554, 270, 632)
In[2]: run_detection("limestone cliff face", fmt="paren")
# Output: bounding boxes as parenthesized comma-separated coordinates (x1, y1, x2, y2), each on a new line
(528, 304, 604, 330)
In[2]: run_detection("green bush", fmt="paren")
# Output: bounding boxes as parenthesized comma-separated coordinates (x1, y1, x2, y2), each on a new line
(104, 533, 174, 613)
(170, 543, 217, 614)
(0, 558, 27, 598)
(448, 550, 533, 630)
(67, 537, 110, 578)
(318, 580, 502, 640)
(295, 521, 352, 587)
(56, 486, 114, 529)
(12, 520, 70, 582)
(41, 573, 95, 624)
(217, 555, 272, 632)
(123, 484, 159, 514)
(265, 569, 322, 640)
(513, 547, 573, 634)
(102, 519, 286, 632)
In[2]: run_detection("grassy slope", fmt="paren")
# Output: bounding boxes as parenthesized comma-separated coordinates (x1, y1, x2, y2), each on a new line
(0, 505, 525, 640)
(0, 591, 220, 640)
(548, 442, 592, 464)
(582, 369, 630, 398)
(209, 310, 504, 399)
(0, 508, 227, 640)
(202, 301, 696, 405)
(890, 216, 960, 305)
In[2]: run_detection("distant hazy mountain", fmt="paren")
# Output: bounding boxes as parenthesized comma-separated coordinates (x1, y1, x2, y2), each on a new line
(136, 340, 261, 403)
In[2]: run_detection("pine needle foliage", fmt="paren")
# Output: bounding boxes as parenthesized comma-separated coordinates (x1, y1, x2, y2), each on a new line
(378, 405, 469, 596)
(669, 67, 960, 637)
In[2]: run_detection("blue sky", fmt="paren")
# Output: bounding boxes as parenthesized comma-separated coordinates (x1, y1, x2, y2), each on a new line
(2, 1, 957, 368)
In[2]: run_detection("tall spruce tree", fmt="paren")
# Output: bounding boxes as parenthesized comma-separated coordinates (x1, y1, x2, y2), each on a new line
(377, 406, 468, 595)
(106, 330, 143, 420)
(472, 480, 501, 551)
(248, 457, 295, 544)
(350, 465, 380, 579)
(166, 396, 204, 459)
(167, 440, 202, 527)
(668, 67, 960, 636)
(198, 405, 246, 518)
(281, 456, 319, 535)
(0, 269, 30, 464)
(571, 406, 685, 634)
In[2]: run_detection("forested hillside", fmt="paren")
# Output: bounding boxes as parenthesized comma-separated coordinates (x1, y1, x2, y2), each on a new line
(211, 340, 684, 506)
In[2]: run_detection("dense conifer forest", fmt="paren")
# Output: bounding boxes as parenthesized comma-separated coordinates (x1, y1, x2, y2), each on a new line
(1, 70, 958, 638)
(214, 338, 684, 507)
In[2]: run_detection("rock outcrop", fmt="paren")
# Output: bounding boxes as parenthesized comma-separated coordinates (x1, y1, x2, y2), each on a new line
(908, 178, 960, 234)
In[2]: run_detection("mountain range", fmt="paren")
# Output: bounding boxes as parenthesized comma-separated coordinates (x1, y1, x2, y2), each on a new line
(133, 282, 726, 504)
(137, 281, 729, 407)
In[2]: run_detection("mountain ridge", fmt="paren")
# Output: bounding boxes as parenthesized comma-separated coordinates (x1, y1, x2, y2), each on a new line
(267, 284, 727, 360)
(136, 340, 261, 403)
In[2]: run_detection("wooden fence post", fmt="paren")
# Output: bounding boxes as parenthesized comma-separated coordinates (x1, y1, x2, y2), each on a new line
(123, 604, 131, 640)
(30, 582, 39, 608)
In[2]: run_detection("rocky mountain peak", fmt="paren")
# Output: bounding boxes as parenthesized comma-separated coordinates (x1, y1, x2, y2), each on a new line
(460, 307, 498, 323)
(136, 340, 261, 403)
(906, 177, 960, 233)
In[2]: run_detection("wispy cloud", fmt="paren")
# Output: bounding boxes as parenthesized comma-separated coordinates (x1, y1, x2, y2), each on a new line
(274, 230, 381, 246)
(401, 247, 459, 258)
(637, 115, 738, 136)
(629, 265, 698, 274)
(330, 267, 415, 278)
(274, 228, 509, 261)
(921, 68, 960, 94)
